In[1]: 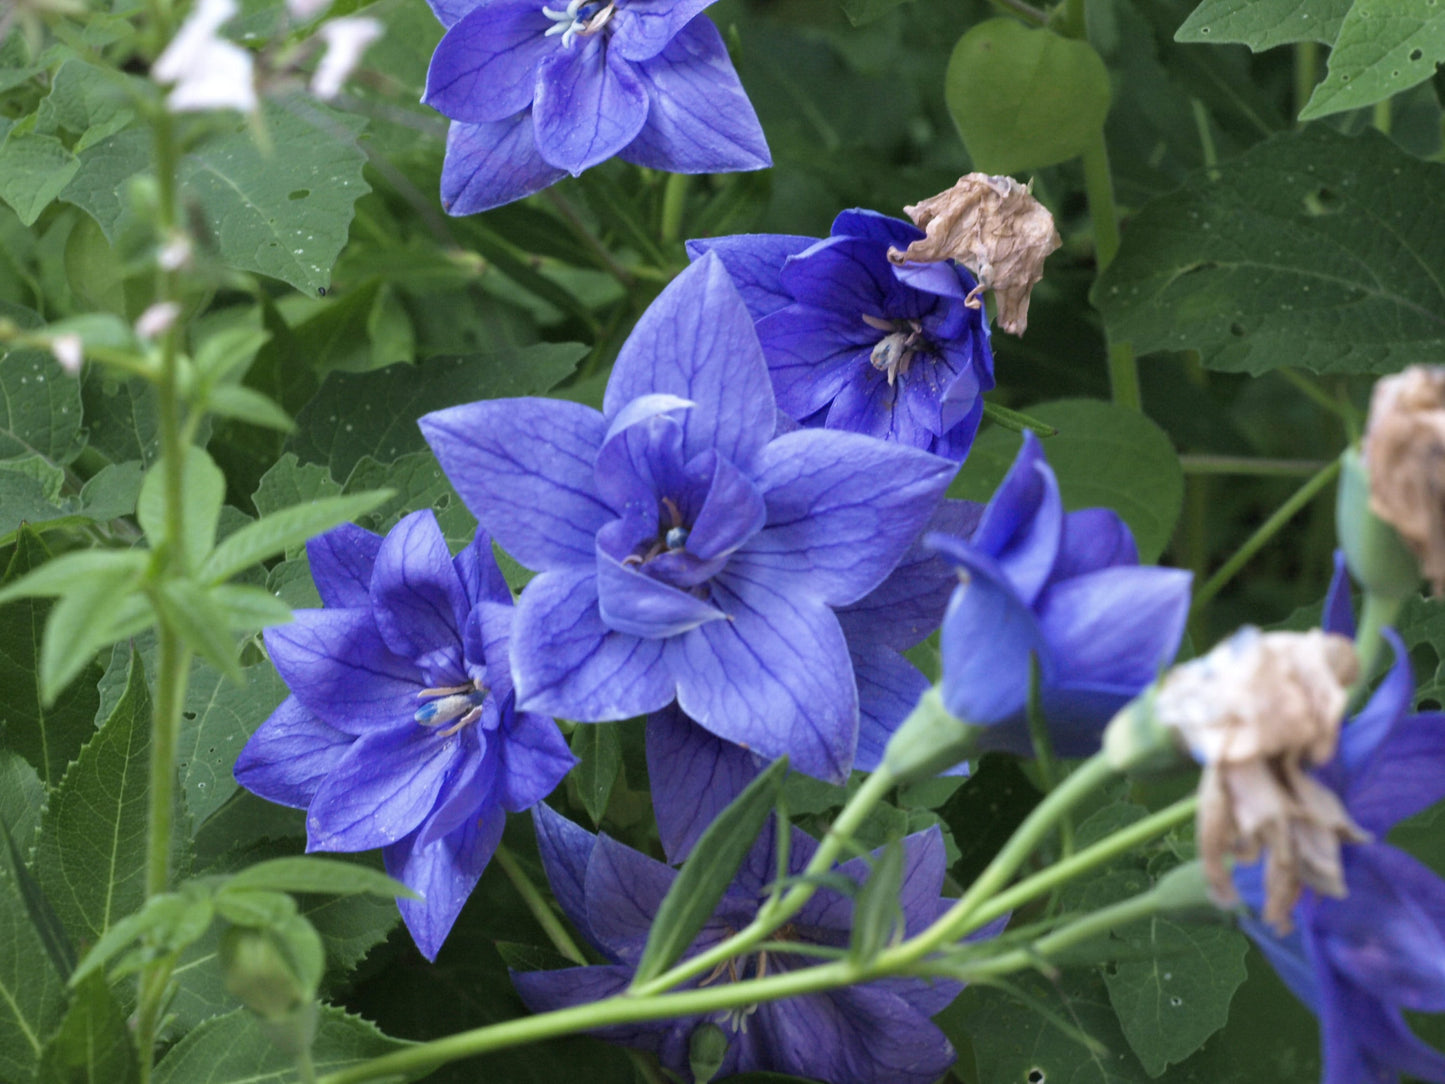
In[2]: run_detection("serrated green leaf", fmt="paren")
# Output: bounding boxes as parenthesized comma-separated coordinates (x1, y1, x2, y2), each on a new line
(1094, 126, 1445, 377)
(288, 343, 587, 480)
(224, 857, 416, 900)
(632, 757, 788, 987)
(0, 343, 83, 465)
(252, 456, 344, 562)
(138, 446, 225, 570)
(0, 751, 45, 851)
(343, 453, 478, 552)
(180, 99, 370, 294)
(0, 459, 143, 545)
(1301, 0, 1445, 120)
(0, 530, 105, 787)
(36, 971, 138, 1084)
(153, 1004, 413, 1084)
(34, 649, 152, 945)
(1175, 0, 1351, 50)
(950, 399, 1183, 564)
(0, 797, 68, 1082)
(0, 128, 80, 226)
(570, 724, 620, 827)
(2, 817, 76, 981)
(176, 656, 287, 822)
(1104, 918, 1249, 1076)
(945, 20, 1111, 174)
(847, 839, 904, 965)
(199, 491, 391, 584)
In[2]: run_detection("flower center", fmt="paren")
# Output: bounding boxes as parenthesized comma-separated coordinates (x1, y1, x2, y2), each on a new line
(414, 682, 489, 736)
(541, 0, 615, 48)
(861, 313, 929, 386)
(699, 924, 797, 1033)
(623, 496, 690, 568)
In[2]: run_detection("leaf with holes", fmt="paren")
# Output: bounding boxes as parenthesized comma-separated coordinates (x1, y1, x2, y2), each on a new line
(1175, 0, 1352, 50)
(1094, 127, 1445, 376)
(1301, 0, 1445, 120)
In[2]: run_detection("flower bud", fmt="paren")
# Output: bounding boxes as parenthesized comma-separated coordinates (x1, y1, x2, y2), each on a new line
(48, 333, 83, 376)
(880, 687, 988, 784)
(689, 1022, 730, 1084)
(1153, 627, 1367, 933)
(1336, 446, 1421, 600)
(886, 173, 1061, 336)
(1361, 365, 1445, 595)
(220, 926, 311, 1020)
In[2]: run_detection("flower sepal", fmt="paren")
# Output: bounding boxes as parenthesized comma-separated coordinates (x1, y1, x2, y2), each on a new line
(880, 686, 988, 783)
(1101, 686, 1192, 777)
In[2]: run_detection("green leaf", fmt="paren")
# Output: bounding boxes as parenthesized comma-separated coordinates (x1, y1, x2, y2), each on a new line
(631, 757, 788, 987)
(0, 795, 68, 1082)
(252, 455, 344, 556)
(0, 342, 83, 465)
(2, 817, 76, 982)
(1103, 918, 1249, 1076)
(153, 1004, 413, 1084)
(1094, 126, 1445, 377)
(138, 446, 226, 570)
(152, 580, 243, 684)
(944, 20, 1111, 174)
(0, 751, 45, 851)
(214, 889, 298, 929)
(343, 452, 477, 552)
(1300, 0, 1445, 120)
(79, 374, 161, 466)
(180, 99, 370, 294)
(0, 531, 107, 784)
(224, 857, 416, 900)
(1175, 0, 1351, 49)
(34, 649, 152, 945)
(70, 885, 215, 986)
(0, 127, 80, 227)
(288, 344, 587, 480)
(847, 839, 904, 965)
(950, 399, 1183, 564)
(0, 548, 148, 606)
(837, 0, 908, 28)
(176, 656, 287, 822)
(36, 971, 138, 1084)
(40, 567, 146, 704)
(570, 724, 621, 827)
(205, 385, 295, 432)
(199, 491, 391, 584)
(59, 126, 149, 240)
(0, 459, 144, 545)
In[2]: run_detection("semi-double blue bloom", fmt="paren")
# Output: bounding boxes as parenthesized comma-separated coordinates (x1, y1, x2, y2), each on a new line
(513, 803, 971, 1084)
(233, 511, 575, 960)
(688, 210, 994, 461)
(930, 431, 1192, 756)
(1237, 563, 1445, 1084)
(420, 254, 956, 783)
(421, 0, 769, 214)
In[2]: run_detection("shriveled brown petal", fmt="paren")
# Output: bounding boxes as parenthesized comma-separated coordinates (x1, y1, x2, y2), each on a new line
(1363, 366, 1445, 595)
(886, 173, 1061, 336)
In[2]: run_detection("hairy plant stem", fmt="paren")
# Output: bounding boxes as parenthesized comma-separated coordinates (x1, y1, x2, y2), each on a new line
(1190, 456, 1343, 615)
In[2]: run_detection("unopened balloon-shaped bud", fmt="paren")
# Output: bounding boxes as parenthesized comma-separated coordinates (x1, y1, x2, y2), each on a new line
(887, 173, 1061, 336)
(219, 920, 320, 1021)
(1361, 365, 1445, 595)
(689, 1022, 730, 1084)
(1152, 627, 1366, 933)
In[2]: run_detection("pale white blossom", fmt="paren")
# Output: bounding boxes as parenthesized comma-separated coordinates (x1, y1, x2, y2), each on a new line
(152, 0, 258, 114)
(49, 334, 83, 376)
(311, 17, 382, 101)
(136, 302, 182, 342)
(286, 0, 333, 19)
(158, 232, 194, 272)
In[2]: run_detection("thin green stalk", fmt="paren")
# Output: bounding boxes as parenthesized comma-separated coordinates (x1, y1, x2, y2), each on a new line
(541, 189, 635, 290)
(1278, 368, 1359, 430)
(986, 0, 1048, 24)
(151, 108, 187, 577)
(1295, 42, 1319, 119)
(134, 958, 175, 1084)
(1190, 98, 1219, 177)
(1190, 456, 1342, 615)
(495, 845, 586, 965)
(1179, 455, 1329, 477)
(1024, 660, 1072, 859)
(629, 766, 896, 997)
(1056, 0, 1085, 37)
(1080, 133, 1139, 411)
(659, 173, 690, 247)
(1373, 98, 1392, 136)
(983, 400, 1058, 437)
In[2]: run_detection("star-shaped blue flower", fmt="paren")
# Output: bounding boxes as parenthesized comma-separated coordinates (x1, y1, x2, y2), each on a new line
(512, 803, 973, 1084)
(1237, 560, 1445, 1084)
(930, 431, 1192, 756)
(419, 254, 956, 783)
(421, 0, 770, 214)
(233, 511, 575, 960)
(688, 210, 995, 460)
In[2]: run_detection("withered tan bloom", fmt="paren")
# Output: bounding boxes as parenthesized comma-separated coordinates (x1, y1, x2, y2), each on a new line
(1156, 627, 1366, 933)
(886, 173, 1061, 336)
(1362, 366, 1445, 595)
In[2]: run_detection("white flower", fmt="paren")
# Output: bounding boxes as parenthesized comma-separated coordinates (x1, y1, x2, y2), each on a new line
(158, 232, 194, 272)
(136, 302, 182, 342)
(49, 333, 83, 376)
(311, 17, 382, 101)
(152, 0, 258, 114)
(286, 0, 333, 19)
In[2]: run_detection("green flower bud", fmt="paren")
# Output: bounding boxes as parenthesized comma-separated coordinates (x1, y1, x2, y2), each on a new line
(1336, 446, 1420, 601)
(688, 1022, 730, 1084)
(219, 925, 313, 1021)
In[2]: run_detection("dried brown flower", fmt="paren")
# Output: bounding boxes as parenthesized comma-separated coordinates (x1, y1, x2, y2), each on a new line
(1156, 627, 1366, 933)
(887, 173, 1061, 336)
(1362, 366, 1445, 595)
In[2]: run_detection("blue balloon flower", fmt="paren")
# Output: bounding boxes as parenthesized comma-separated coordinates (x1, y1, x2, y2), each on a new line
(233, 511, 575, 960)
(512, 802, 977, 1084)
(929, 431, 1192, 756)
(419, 254, 956, 783)
(687, 210, 995, 460)
(421, 0, 770, 214)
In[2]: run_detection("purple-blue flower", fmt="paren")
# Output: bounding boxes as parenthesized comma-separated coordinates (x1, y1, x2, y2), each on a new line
(421, 0, 769, 215)
(419, 254, 956, 783)
(687, 210, 995, 460)
(512, 803, 970, 1084)
(1234, 570, 1445, 1084)
(929, 431, 1192, 756)
(233, 511, 575, 960)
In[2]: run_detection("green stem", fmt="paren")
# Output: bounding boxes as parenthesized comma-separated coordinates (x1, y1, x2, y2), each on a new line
(1190, 456, 1342, 615)
(1278, 368, 1359, 429)
(1080, 133, 1139, 412)
(983, 400, 1058, 437)
(495, 845, 586, 965)
(629, 767, 896, 997)
(1179, 455, 1329, 477)
(1056, 0, 1085, 37)
(541, 189, 635, 290)
(1373, 98, 1392, 136)
(659, 173, 690, 247)
(152, 108, 187, 577)
(1294, 42, 1319, 119)
(986, 0, 1049, 24)
(133, 958, 175, 1084)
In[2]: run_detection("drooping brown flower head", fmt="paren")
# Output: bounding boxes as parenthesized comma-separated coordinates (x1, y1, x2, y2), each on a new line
(886, 173, 1061, 336)
(1155, 627, 1365, 933)
(1362, 366, 1445, 595)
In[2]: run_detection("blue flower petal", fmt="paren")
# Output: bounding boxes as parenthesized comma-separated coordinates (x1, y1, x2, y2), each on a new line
(423, 0, 554, 123)
(533, 803, 598, 940)
(388, 807, 505, 961)
(967, 430, 1062, 607)
(646, 705, 761, 863)
(596, 545, 728, 638)
(849, 644, 932, 775)
(233, 697, 353, 809)
(584, 833, 681, 963)
(306, 523, 381, 610)
(369, 510, 469, 674)
(1052, 506, 1139, 579)
(438, 113, 567, 216)
(533, 37, 650, 175)
(685, 233, 815, 320)
(497, 710, 576, 811)
(610, 0, 720, 62)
